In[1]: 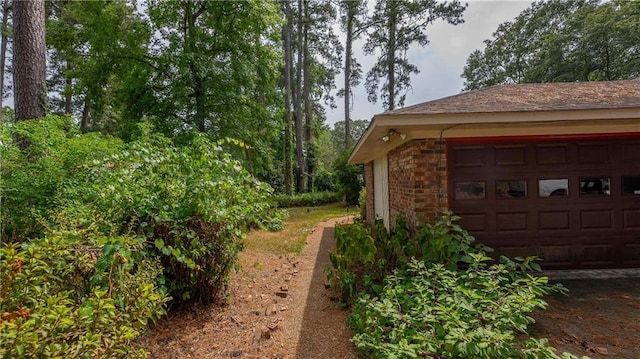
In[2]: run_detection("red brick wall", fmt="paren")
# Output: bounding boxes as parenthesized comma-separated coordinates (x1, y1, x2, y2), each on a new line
(388, 141, 417, 228)
(386, 139, 448, 230)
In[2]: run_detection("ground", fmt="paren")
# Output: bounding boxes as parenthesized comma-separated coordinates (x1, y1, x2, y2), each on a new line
(531, 277, 640, 359)
(141, 215, 358, 359)
(141, 210, 640, 359)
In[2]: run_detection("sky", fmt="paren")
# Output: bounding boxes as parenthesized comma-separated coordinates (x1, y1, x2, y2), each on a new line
(325, 0, 532, 126)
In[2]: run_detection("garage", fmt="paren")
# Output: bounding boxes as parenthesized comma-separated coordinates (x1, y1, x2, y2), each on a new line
(448, 136, 640, 269)
(350, 78, 640, 270)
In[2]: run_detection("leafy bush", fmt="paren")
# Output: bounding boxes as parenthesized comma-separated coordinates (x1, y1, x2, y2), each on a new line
(328, 219, 377, 303)
(358, 187, 367, 219)
(349, 258, 586, 359)
(0, 232, 168, 358)
(0, 116, 122, 240)
(272, 191, 342, 208)
(314, 170, 337, 192)
(61, 133, 280, 304)
(333, 149, 364, 205)
(328, 212, 482, 304)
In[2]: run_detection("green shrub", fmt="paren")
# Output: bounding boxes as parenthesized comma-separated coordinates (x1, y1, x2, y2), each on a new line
(327, 220, 377, 303)
(333, 149, 363, 205)
(314, 170, 337, 192)
(62, 133, 280, 304)
(358, 187, 367, 219)
(349, 258, 586, 359)
(0, 116, 123, 240)
(327, 212, 483, 304)
(0, 232, 168, 358)
(272, 191, 342, 208)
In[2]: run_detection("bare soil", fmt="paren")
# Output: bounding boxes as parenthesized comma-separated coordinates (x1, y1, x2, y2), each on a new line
(141, 215, 640, 359)
(141, 216, 358, 359)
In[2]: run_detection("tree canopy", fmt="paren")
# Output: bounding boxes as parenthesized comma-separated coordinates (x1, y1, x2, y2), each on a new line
(462, 0, 640, 90)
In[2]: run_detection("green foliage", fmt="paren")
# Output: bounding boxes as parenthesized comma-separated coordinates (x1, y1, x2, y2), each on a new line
(328, 220, 377, 303)
(272, 191, 342, 208)
(333, 149, 364, 205)
(62, 132, 279, 304)
(358, 187, 366, 219)
(364, 0, 466, 109)
(348, 259, 587, 359)
(462, 0, 640, 90)
(3, 117, 283, 307)
(0, 116, 123, 240)
(0, 232, 168, 358)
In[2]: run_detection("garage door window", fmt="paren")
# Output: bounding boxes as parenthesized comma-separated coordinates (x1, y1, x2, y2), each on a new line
(497, 180, 527, 198)
(580, 177, 610, 196)
(455, 181, 485, 199)
(622, 176, 640, 195)
(538, 179, 568, 197)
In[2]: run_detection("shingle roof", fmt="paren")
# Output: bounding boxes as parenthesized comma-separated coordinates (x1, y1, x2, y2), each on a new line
(381, 78, 640, 116)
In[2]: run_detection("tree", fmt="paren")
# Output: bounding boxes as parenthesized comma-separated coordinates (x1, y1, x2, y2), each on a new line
(364, 0, 466, 111)
(13, 0, 46, 121)
(338, 0, 366, 150)
(462, 0, 640, 90)
(0, 0, 11, 124)
(281, 0, 294, 196)
(290, 0, 342, 193)
(330, 119, 369, 150)
(46, 0, 150, 132)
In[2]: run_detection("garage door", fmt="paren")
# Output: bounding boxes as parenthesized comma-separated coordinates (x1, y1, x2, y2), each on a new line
(448, 136, 640, 269)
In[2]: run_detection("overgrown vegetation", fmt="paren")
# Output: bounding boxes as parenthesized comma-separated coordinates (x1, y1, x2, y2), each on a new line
(272, 191, 342, 208)
(327, 213, 587, 359)
(0, 234, 168, 358)
(0, 117, 283, 356)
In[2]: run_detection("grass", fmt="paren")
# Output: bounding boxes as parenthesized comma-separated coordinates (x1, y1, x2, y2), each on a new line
(244, 203, 356, 255)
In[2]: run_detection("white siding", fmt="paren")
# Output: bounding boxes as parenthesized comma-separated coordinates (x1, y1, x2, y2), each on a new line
(373, 155, 389, 229)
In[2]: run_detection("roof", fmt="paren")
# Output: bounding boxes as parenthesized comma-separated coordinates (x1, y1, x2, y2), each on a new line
(350, 79, 640, 164)
(382, 78, 640, 116)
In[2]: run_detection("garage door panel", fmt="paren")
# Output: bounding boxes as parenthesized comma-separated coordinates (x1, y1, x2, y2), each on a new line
(449, 137, 640, 269)
(621, 143, 640, 163)
(582, 244, 615, 266)
(623, 209, 640, 229)
(494, 145, 527, 166)
(458, 213, 487, 232)
(623, 244, 640, 264)
(580, 209, 614, 230)
(451, 146, 485, 167)
(536, 144, 569, 165)
(578, 144, 610, 164)
(538, 211, 571, 231)
(540, 245, 572, 263)
(494, 246, 536, 260)
(496, 212, 529, 232)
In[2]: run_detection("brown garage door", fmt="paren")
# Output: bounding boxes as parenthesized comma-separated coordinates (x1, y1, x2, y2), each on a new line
(448, 136, 640, 269)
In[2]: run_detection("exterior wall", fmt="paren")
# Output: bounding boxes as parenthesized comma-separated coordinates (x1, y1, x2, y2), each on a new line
(387, 139, 448, 230)
(364, 161, 375, 224)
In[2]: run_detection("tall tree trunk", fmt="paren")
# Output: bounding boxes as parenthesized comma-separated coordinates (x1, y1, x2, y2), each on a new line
(64, 60, 72, 114)
(303, 0, 313, 193)
(294, 0, 304, 193)
(0, 0, 11, 123)
(80, 98, 89, 133)
(344, 4, 353, 150)
(386, 0, 396, 111)
(13, 0, 47, 121)
(282, 0, 293, 196)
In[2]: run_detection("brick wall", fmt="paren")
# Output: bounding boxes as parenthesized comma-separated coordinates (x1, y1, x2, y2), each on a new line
(386, 139, 448, 230)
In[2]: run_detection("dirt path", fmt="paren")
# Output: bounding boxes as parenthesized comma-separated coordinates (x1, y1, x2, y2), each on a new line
(143, 216, 359, 359)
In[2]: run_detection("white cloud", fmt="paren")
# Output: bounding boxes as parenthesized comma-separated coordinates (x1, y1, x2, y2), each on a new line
(325, 0, 532, 125)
